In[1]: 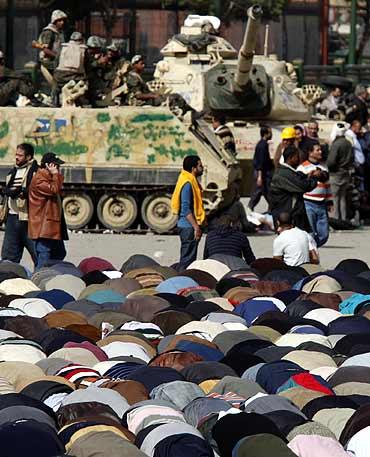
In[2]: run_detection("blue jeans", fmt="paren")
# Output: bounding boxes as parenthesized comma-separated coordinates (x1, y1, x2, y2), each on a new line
(304, 200, 329, 247)
(35, 238, 66, 270)
(177, 227, 199, 271)
(1, 214, 36, 264)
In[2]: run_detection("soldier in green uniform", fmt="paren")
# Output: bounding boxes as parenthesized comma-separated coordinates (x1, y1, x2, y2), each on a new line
(37, 10, 68, 72)
(0, 51, 35, 106)
(54, 32, 87, 86)
(126, 55, 161, 106)
(85, 36, 110, 106)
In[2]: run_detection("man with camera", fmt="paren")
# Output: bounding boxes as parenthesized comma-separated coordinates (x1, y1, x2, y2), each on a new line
(1, 143, 38, 264)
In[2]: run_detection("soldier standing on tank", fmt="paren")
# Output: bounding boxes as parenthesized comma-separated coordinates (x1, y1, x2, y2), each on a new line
(37, 10, 68, 72)
(212, 114, 237, 157)
(126, 55, 161, 106)
(0, 51, 35, 106)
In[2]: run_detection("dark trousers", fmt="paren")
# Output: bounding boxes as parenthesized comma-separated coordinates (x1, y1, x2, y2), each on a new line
(248, 172, 272, 210)
(35, 238, 66, 270)
(178, 227, 199, 271)
(1, 214, 36, 264)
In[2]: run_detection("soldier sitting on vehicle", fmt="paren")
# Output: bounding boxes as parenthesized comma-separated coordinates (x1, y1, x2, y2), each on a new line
(107, 43, 125, 73)
(126, 55, 161, 106)
(0, 51, 35, 106)
(85, 36, 111, 106)
(35, 10, 68, 72)
(53, 32, 88, 106)
(54, 32, 87, 85)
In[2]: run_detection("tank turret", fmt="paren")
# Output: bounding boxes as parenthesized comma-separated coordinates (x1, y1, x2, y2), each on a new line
(233, 4, 262, 92)
(154, 4, 309, 122)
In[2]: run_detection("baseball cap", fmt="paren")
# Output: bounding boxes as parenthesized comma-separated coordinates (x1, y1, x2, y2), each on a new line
(41, 152, 65, 166)
(131, 54, 144, 65)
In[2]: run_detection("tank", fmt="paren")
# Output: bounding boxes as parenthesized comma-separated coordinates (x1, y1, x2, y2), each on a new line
(153, 4, 340, 196)
(0, 106, 239, 233)
(154, 4, 309, 123)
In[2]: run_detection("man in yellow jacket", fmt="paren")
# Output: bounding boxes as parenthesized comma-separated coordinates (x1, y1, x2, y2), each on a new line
(171, 155, 205, 271)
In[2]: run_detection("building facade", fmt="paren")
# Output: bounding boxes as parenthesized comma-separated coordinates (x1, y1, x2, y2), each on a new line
(0, 0, 322, 70)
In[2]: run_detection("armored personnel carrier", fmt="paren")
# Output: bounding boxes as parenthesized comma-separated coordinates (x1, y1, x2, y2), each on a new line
(153, 5, 334, 164)
(0, 106, 239, 233)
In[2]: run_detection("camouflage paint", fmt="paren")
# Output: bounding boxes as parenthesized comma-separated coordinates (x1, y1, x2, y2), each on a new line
(97, 113, 111, 123)
(0, 121, 9, 139)
(0, 107, 236, 203)
(32, 141, 88, 157)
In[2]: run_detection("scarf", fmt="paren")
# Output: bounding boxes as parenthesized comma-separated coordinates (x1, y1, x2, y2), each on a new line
(171, 170, 206, 225)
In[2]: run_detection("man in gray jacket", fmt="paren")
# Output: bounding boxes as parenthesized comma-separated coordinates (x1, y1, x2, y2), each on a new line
(327, 123, 354, 221)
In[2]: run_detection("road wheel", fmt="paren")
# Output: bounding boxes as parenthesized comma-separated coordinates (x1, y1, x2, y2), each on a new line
(141, 193, 177, 233)
(63, 193, 94, 230)
(97, 193, 137, 231)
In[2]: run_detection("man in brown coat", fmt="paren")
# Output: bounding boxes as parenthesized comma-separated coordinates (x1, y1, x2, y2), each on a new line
(28, 152, 68, 269)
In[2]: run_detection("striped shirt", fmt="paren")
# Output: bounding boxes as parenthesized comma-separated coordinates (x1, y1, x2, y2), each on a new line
(214, 125, 236, 156)
(204, 227, 256, 265)
(8, 166, 28, 215)
(297, 160, 332, 202)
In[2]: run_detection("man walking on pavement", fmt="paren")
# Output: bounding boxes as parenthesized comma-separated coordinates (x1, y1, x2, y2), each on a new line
(1, 143, 38, 264)
(171, 155, 206, 271)
(249, 125, 274, 211)
(327, 123, 354, 221)
(297, 143, 332, 247)
(28, 152, 68, 270)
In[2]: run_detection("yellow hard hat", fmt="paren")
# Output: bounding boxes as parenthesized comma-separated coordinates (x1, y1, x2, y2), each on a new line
(281, 127, 296, 140)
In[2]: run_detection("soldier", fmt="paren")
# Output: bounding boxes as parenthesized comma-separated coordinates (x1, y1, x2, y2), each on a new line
(0, 51, 35, 106)
(54, 32, 87, 86)
(86, 36, 110, 105)
(86, 35, 104, 60)
(107, 43, 124, 69)
(126, 55, 161, 106)
(36, 10, 68, 71)
(52, 32, 88, 107)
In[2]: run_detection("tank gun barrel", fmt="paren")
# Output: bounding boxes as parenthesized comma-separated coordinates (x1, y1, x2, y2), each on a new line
(234, 4, 263, 92)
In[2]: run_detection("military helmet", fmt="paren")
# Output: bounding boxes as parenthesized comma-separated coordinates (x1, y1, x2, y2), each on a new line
(87, 36, 103, 49)
(131, 54, 144, 65)
(281, 127, 296, 140)
(51, 10, 68, 24)
(107, 43, 119, 52)
(70, 32, 83, 42)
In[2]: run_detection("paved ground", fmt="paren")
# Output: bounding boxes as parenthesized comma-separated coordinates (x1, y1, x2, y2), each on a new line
(5, 198, 366, 271)
(9, 227, 368, 272)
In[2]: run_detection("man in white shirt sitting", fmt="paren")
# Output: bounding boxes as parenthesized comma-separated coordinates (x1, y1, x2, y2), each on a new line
(273, 212, 319, 267)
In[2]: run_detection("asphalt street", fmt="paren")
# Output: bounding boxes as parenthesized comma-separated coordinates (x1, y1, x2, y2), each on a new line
(8, 227, 367, 272)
